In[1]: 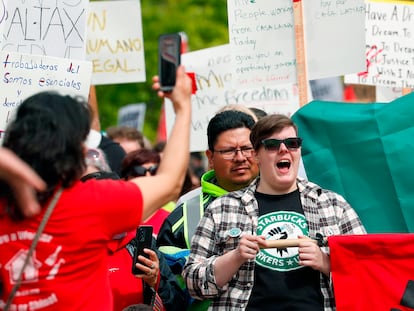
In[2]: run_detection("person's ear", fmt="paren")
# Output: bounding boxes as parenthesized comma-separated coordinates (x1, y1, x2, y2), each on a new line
(205, 149, 214, 169)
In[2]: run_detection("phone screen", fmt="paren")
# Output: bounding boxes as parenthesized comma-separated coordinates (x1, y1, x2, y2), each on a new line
(132, 226, 153, 275)
(159, 33, 181, 91)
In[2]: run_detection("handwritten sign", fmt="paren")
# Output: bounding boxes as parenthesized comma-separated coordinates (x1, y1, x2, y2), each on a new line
(86, 1, 146, 85)
(345, 1, 414, 88)
(303, 0, 365, 79)
(0, 51, 92, 141)
(0, 0, 88, 59)
(0, 0, 6, 41)
(227, 0, 296, 88)
(118, 103, 146, 131)
(227, 0, 365, 89)
(165, 44, 299, 152)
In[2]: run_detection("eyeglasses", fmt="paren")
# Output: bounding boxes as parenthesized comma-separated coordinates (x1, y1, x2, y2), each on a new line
(128, 165, 158, 177)
(213, 146, 254, 160)
(261, 137, 302, 151)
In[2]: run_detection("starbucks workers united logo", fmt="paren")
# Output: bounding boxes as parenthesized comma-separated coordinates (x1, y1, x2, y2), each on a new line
(256, 211, 309, 272)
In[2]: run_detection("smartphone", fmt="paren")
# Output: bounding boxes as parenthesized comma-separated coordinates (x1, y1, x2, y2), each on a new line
(132, 225, 153, 275)
(158, 33, 181, 92)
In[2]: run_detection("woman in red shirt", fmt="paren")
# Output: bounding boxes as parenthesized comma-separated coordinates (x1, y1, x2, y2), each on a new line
(0, 67, 192, 311)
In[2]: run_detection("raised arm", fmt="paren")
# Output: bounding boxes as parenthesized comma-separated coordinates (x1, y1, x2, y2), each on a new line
(0, 148, 46, 217)
(129, 66, 192, 220)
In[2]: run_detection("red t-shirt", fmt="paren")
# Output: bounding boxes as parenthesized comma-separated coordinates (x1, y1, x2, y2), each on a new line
(0, 179, 143, 311)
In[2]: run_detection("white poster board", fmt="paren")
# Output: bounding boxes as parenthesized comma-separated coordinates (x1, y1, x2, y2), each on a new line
(118, 103, 146, 132)
(0, 0, 6, 41)
(227, 0, 296, 88)
(87, 1, 146, 85)
(0, 0, 88, 59)
(303, 0, 365, 79)
(227, 0, 365, 88)
(165, 45, 300, 152)
(0, 51, 92, 141)
(345, 1, 414, 88)
(376, 86, 402, 102)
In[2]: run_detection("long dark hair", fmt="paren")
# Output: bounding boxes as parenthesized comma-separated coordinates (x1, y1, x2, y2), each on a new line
(1, 91, 90, 218)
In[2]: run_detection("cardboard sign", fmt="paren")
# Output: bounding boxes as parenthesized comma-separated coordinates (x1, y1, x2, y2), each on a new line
(0, 51, 92, 141)
(86, 1, 146, 85)
(345, 1, 414, 88)
(227, 0, 296, 88)
(165, 44, 300, 152)
(226, 0, 365, 88)
(303, 0, 365, 79)
(0, 0, 88, 59)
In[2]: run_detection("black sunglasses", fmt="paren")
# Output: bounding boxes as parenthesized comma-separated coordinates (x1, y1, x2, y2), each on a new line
(128, 165, 158, 177)
(261, 137, 302, 151)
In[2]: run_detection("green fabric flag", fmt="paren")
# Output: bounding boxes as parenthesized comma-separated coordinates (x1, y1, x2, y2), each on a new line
(292, 93, 414, 233)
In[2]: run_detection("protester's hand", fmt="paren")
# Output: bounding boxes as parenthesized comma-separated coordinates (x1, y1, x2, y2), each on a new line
(152, 65, 192, 114)
(0, 148, 46, 217)
(298, 235, 330, 275)
(135, 248, 160, 288)
(235, 234, 264, 262)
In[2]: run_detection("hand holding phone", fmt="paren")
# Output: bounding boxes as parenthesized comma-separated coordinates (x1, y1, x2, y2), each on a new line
(158, 33, 181, 92)
(132, 225, 153, 275)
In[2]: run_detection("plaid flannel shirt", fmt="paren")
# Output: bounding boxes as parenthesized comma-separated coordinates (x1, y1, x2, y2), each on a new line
(183, 177, 366, 310)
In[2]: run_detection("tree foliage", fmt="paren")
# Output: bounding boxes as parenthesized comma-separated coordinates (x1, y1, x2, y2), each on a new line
(94, 0, 229, 143)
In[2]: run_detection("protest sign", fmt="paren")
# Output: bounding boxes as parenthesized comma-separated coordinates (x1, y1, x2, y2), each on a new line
(226, 0, 365, 89)
(87, 1, 146, 85)
(0, 0, 6, 40)
(303, 0, 365, 80)
(164, 44, 299, 152)
(345, 1, 414, 88)
(0, 51, 92, 142)
(0, 0, 88, 60)
(227, 0, 296, 88)
(118, 103, 146, 132)
(376, 85, 402, 102)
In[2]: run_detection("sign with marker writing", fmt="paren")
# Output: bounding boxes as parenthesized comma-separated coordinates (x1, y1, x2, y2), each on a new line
(227, 0, 365, 89)
(0, 0, 7, 42)
(86, 1, 146, 85)
(227, 0, 296, 88)
(0, 0, 88, 60)
(303, 0, 365, 79)
(345, 1, 414, 88)
(0, 51, 92, 142)
(165, 44, 299, 152)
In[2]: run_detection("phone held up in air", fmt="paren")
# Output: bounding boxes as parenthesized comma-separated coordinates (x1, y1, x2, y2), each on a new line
(132, 225, 153, 275)
(158, 33, 181, 92)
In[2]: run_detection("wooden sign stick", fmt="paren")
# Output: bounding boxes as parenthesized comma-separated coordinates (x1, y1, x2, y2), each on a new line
(260, 238, 318, 249)
(293, 0, 309, 107)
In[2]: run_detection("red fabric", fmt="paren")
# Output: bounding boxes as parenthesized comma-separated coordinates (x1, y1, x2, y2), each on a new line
(157, 105, 167, 142)
(108, 231, 164, 311)
(329, 234, 414, 311)
(344, 85, 357, 101)
(142, 204, 173, 237)
(186, 72, 197, 94)
(108, 232, 145, 311)
(0, 180, 143, 311)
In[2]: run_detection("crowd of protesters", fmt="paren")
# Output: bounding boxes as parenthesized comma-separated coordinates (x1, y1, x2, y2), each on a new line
(0, 65, 365, 311)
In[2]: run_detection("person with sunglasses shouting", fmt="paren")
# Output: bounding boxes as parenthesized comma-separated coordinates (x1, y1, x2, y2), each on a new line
(183, 114, 366, 311)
